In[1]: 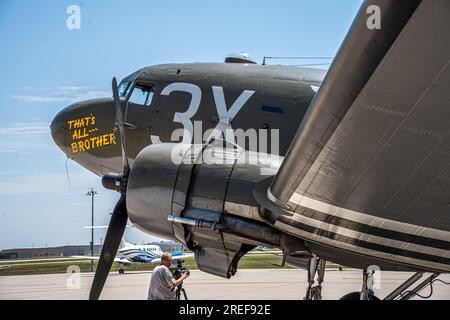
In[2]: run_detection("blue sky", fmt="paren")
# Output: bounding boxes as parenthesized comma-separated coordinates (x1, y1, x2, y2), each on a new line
(0, 0, 363, 250)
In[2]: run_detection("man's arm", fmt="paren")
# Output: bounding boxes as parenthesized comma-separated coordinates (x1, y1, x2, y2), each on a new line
(172, 272, 189, 288)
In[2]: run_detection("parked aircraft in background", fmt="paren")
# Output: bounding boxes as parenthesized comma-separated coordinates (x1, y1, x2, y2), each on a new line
(73, 239, 193, 274)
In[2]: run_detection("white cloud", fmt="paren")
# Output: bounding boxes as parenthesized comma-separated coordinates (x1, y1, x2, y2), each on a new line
(0, 122, 54, 154)
(68, 90, 110, 103)
(0, 122, 49, 136)
(11, 95, 68, 103)
(0, 148, 35, 155)
(10, 86, 110, 104)
(0, 171, 99, 195)
(55, 86, 83, 92)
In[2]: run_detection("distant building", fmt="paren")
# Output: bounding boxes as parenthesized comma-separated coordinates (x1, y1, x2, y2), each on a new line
(0, 241, 187, 260)
(154, 241, 187, 252)
(0, 245, 102, 260)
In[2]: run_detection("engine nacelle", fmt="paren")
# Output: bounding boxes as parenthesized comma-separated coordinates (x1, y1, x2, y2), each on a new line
(126, 143, 191, 240)
(126, 142, 309, 277)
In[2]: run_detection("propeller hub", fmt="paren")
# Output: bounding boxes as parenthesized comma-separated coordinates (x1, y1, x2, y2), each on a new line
(102, 173, 123, 192)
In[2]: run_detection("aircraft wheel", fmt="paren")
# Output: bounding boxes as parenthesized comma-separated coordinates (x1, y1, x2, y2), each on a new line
(339, 292, 380, 300)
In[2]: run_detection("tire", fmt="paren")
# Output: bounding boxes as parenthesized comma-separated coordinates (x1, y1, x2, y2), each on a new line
(339, 292, 380, 300)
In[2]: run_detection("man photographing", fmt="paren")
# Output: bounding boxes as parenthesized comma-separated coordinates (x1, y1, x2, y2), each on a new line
(148, 252, 190, 300)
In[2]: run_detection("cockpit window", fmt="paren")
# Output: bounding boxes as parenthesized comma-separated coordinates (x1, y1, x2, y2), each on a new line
(118, 81, 132, 97)
(129, 83, 155, 107)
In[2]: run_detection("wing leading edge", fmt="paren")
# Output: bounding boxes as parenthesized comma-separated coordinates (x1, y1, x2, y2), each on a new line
(260, 0, 450, 272)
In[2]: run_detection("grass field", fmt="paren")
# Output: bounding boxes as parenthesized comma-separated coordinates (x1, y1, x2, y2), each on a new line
(0, 252, 293, 276)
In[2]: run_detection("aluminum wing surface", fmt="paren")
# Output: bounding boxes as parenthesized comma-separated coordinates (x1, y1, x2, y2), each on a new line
(263, 0, 450, 272)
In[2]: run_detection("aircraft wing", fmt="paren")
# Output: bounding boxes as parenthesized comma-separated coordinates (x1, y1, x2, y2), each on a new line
(262, 0, 450, 272)
(150, 253, 194, 264)
(71, 256, 132, 265)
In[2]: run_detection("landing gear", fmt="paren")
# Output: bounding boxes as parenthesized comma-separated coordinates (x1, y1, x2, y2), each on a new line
(338, 269, 443, 300)
(304, 255, 326, 300)
(339, 268, 380, 300)
(339, 292, 379, 300)
(384, 272, 440, 300)
(118, 268, 125, 274)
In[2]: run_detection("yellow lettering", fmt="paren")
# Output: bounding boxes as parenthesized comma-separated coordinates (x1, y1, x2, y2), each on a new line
(72, 129, 88, 140)
(71, 142, 78, 154)
(78, 141, 85, 152)
(102, 135, 108, 146)
(109, 133, 116, 145)
(96, 136, 103, 147)
(81, 128, 88, 139)
(91, 116, 96, 126)
(84, 139, 91, 150)
(90, 137, 97, 148)
(68, 127, 118, 153)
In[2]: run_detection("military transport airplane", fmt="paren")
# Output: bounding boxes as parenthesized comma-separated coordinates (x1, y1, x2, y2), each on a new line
(72, 239, 193, 274)
(51, 0, 450, 300)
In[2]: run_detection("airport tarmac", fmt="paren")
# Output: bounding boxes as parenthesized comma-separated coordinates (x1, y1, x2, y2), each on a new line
(0, 269, 449, 300)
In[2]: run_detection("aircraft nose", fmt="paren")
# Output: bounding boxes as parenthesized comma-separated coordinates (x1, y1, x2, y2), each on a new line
(50, 98, 118, 158)
(50, 108, 68, 153)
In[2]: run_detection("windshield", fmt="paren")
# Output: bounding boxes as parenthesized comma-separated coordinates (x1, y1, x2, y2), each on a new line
(129, 83, 155, 106)
(118, 81, 132, 97)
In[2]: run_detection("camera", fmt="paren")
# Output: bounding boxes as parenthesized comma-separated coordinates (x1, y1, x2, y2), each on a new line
(170, 259, 190, 300)
(171, 259, 190, 280)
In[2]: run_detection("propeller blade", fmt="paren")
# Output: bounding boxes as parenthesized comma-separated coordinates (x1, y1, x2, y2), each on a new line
(90, 77, 132, 299)
(89, 195, 128, 300)
(112, 77, 130, 173)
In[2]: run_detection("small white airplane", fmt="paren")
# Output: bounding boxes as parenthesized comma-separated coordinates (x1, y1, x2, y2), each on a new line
(74, 230, 193, 274)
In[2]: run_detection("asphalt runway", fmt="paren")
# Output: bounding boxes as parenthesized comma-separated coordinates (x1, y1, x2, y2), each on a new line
(1, 269, 449, 300)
